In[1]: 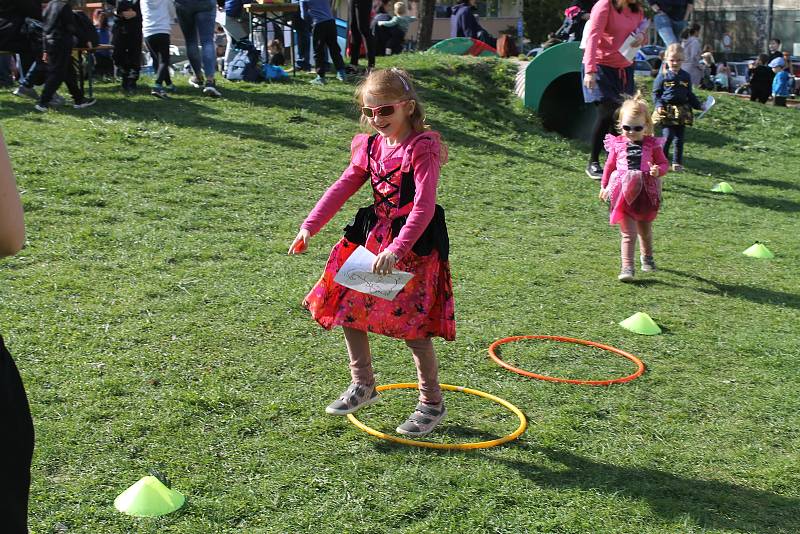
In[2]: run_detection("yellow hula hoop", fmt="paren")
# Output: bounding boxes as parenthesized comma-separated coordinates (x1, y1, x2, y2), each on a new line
(346, 383, 528, 450)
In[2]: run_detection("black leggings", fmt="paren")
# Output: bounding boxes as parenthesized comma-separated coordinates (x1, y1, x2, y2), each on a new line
(348, 0, 375, 67)
(590, 100, 619, 163)
(0, 336, 34, 534)
(313, 19, 345, 76)
(145, 33, 172, 85)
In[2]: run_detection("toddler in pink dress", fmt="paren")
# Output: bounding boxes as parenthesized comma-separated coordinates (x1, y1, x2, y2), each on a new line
(599, 92, 669, 282)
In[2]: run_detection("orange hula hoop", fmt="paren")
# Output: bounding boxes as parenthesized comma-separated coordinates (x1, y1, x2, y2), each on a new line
(488, 335, 646, 386)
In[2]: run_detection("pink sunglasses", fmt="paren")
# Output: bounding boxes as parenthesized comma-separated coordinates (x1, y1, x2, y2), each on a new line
(361, 100, 410, 118)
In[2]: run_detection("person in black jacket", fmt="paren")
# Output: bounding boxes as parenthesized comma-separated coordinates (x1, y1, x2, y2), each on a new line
(450, 0, 494, 46)
(112, 0, 142, 94)
(35, 0, 96, 111)
(0, 0, 47, 100)
(748, 54, 772, 104)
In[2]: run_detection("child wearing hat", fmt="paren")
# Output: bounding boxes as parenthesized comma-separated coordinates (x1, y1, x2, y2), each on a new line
(770, 57, 791, 107)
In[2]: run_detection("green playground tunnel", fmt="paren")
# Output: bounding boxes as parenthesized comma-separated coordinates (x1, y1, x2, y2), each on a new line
(521, 42, 597, 142)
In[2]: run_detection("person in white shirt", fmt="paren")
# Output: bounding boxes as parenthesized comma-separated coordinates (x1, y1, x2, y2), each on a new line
(141, 0, 177, 97)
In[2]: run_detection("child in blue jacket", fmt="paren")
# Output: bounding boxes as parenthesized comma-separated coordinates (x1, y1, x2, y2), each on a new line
(652, 43, 703, 172)
(770, 57, 791, 107)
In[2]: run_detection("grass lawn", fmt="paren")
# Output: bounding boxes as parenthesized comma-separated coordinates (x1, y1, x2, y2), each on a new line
(1, 54, 799, 533)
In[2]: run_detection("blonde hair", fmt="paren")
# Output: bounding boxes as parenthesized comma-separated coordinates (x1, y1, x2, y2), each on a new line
(617, 91, 654, 136)
(355, 67, 428, 133)
(269, 39, 284, 54)
(665, 43, 684, 61)
(394, 1, 406, 14)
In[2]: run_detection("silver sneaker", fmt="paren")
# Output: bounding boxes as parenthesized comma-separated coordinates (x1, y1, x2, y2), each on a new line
(202, 81, 221, 98)
(325, 383, 380, 415)
(188, 76, 203, 88)
(50, 92, 66, 106)
(640, 255, 657, 272)
(618, 267, 635, 282)
(13, 85, 38, 99)
(396, 402, 446, 437)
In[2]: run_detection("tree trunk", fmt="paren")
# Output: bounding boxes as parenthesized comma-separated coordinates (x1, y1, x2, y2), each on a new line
(416, 0, 435, 51)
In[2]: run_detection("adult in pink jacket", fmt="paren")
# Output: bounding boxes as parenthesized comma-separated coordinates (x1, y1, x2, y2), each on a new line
(581, 0, 647, 179)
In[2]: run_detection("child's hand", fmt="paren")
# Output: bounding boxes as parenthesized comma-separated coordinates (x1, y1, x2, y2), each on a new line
(649, 162, 660, 177)
(583, 72, 596, 90)
(288, 229, 310, 255)
(372, 250, 397, 275)
(599, 187, 610, 201)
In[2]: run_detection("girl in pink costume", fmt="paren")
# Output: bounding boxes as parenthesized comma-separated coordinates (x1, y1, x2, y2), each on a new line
(599, 92, 669, 282)
(289, 68, 454, 437)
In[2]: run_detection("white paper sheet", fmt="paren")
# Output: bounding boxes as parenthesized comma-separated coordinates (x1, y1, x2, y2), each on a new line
(696, 95, 716, 119)
(333, 246, 413, 301)
(618, 34, 641, 62)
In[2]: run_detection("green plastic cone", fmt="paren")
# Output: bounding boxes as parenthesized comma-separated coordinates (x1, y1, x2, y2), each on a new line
(619, 312, 662, 335)
(711, 182, 734, 193)
(114, 476, 185, 517)
(743, 243, 774, 259)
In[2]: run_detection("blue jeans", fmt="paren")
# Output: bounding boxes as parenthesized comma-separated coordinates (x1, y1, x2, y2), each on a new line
(663, 125, 685, 164)
(175, 0, 217, 80)
(654, 13, 687, 47)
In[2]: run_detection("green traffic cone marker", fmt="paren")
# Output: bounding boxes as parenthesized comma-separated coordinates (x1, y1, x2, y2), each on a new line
(711, 182, 734, 193)
(114, 476, 185, 517)
(742, 243, 774, 259)
(619, 312, 662, 335)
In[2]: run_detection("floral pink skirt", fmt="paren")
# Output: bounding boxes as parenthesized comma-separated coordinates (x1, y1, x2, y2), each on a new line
(303, 224, 456, 340)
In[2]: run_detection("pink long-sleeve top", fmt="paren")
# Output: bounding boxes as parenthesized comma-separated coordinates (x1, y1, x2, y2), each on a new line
(301, 131, 446, 260)
(583, 0, 646, 73)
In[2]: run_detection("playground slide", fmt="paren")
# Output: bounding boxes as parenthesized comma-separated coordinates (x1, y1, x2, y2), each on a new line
(429, 37, 498, 57)
(521, 41, 596, 142)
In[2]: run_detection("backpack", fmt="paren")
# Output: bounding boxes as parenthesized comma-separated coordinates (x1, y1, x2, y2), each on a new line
(225, 40, 262, 82)
(263, 64, 288, 81)
(73, 11, 99, 48)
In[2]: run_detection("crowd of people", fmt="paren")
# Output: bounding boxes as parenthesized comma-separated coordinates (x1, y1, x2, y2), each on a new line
(0, 0, 430, 105)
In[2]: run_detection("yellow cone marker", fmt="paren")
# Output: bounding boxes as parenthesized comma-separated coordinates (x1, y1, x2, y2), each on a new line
(619, 312, 661, 335)
(114, 476, 185, 517)
(711, 182, 734, 193)
(742, 243, 774, 259)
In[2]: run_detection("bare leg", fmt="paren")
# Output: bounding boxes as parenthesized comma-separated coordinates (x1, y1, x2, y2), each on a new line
(636, 220, 653, 258)
(343, 327, 374, 386)
(619, 215, 636, 270)
(405, 338, 442, 405)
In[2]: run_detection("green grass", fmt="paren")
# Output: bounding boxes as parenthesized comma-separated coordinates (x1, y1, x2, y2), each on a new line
(1, 54, 799, 533)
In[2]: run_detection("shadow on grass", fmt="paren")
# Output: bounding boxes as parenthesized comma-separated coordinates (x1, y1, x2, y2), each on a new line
(729, 175, 800, 192)
(495, 445, 799, 534)
(661, 268, 800, 310)
(670, 183, 800, 213)
(686, 128, 736, 149)
(682, 155, 748, 176)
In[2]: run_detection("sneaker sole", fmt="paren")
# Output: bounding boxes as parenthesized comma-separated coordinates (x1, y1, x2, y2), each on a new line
(395, 408, 446, 437)
(618, 275, 635, 282)
(325, 393, 381, 415)
(585, 169, 601, 180)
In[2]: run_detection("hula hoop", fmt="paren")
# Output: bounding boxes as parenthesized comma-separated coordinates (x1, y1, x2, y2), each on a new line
(488, 335, 645, 386)
(346, 383, 527, 450)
